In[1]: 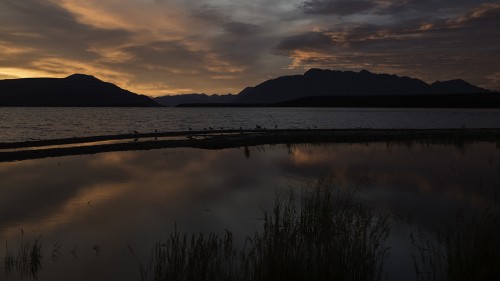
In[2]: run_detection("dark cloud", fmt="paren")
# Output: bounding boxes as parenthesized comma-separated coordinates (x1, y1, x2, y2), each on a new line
(189, 5, 264, 64)
(184, 4, 279, 84)
(189, 4, 261, 37)
(0, 1, 74, 31)
(125, 41, 203, 67)
(275, 32, 336, 53)
(371, 0, 500, 27)
(276, 3, 500, 89)
(0, 1, 132, 52)
(302, 0, 376, 15)
(223, 21, 260, 37)
(0, 0, 134, 78)
(301, 0, 498, 20)
(379, 0, 492, 13)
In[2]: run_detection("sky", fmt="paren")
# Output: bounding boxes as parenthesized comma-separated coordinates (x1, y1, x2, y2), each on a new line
(0, 0, 499, 96)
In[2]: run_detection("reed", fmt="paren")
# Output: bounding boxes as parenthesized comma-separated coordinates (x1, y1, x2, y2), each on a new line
(4, 235, 43, 279)
(412, 209, 500, 281)
(141, 178, 390, 281)
(140, 226, 238, 281)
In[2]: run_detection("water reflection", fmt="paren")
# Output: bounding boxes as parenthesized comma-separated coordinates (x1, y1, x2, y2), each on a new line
(0, 142, 498, 280)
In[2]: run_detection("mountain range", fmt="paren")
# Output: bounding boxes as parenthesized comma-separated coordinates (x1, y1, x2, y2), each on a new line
(0, 69, 497, 107)
(154, 93, 237, 107)
(155, 69, 494, 107)
(234, 69, 490, 104)
(0, 74, 159, 107)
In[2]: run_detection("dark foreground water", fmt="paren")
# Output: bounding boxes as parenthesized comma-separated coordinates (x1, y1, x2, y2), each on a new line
(0, 141, 499, 280)
(1, 107, 500, 142)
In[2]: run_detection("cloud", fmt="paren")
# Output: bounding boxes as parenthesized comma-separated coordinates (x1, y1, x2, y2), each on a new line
(302, 0, 377, 15)
(377, 0, 493, 14)
(276, 32, 337, 51)
(0, 1, 135, 79)
(0, 0, 293, 94)
(0, 0, 498, 93)
(276, 2, 500, 89)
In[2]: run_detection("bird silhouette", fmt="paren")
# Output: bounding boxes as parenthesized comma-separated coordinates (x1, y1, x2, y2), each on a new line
(189, 127, 193, 130)
(133, 130, 139, 134)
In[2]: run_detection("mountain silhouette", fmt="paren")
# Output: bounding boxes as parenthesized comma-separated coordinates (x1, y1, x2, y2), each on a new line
(429, 79, 486, 94)
(2, 70, 496, 107)
(154, 93, 237, 107)
(236, 69, 491, 103)
(0, 74, 160, 107)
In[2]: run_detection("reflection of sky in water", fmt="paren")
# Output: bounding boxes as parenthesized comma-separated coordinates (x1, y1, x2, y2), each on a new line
(0, 142, 499, 280)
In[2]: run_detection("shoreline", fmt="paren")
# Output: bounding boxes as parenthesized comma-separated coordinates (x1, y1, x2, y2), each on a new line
(1, 128, 499, 162)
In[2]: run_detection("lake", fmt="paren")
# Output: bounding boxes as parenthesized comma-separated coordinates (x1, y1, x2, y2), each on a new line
(0, 141, 499, 280)
(0, 107, 499, 280)
(1, 107, 500, 142)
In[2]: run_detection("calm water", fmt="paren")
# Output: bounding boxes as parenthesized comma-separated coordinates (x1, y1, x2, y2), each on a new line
(0, 142, 499, 280)
(1, 107, 500, 142)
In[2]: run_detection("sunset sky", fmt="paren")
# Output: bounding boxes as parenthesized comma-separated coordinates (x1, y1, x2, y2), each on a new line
(1, 0, 499, 96)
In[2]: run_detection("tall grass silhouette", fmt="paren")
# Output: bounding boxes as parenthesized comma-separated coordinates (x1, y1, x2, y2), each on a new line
(412, 209, 500, 281)
(140, 178, 390, 281)
(4, 234, 43, 279)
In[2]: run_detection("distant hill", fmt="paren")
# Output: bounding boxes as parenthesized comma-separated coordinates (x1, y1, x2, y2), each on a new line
(154, 93, 237, 107)
(0, 74, 160, 107)
(236, 69, 491, 103)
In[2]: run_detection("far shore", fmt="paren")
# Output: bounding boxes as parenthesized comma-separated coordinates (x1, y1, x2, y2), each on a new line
(1, 128, 499, 162)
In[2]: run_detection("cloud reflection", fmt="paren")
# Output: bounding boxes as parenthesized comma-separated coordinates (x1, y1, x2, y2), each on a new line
(0, 142, 498, 280)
